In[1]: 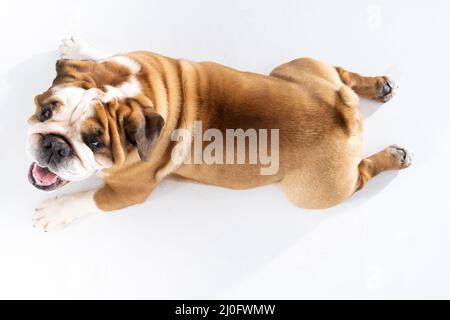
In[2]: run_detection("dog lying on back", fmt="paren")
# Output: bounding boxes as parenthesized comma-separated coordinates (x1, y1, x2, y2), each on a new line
(27, 37, 411, 231)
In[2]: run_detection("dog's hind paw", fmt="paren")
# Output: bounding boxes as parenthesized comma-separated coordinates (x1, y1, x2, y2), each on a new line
(387, 145, 413, 169)
(378, 77, 397, 103)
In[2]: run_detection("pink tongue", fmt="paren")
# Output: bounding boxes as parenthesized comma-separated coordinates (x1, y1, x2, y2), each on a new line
(32, 164, 58, 186)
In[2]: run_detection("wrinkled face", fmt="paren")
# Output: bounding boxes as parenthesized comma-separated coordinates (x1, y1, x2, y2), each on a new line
(27, 58, 165, 192)
(26, 86, 114, 191)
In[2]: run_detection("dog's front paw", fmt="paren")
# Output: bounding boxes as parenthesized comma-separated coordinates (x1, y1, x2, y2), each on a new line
(33, 191, 98, 232)
(59, 36, 88, 60)
(377, 77, 397, 103)
(33, 196, 75, 232)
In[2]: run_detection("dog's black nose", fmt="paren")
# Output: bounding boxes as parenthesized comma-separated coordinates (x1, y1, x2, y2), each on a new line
(42, 134, 71, 164)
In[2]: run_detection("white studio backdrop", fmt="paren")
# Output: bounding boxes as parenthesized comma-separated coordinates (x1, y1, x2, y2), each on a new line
(0, 0, 449, 299)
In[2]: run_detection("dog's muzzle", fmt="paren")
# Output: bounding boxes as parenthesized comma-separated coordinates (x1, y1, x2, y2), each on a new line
(28, 134, 71, 191)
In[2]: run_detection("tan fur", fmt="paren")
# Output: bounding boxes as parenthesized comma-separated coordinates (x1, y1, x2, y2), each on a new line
(36, 53, 409, 211)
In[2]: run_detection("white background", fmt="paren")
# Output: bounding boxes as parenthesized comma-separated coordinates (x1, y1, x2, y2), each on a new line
(0, 0, 449, 299)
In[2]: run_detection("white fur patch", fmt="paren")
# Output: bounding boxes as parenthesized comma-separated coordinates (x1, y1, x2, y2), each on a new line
(101, 56, 142, 102)
(51, 86, 89, 122)
(108, 56, 141, 73)
(102, 76, 141, 102)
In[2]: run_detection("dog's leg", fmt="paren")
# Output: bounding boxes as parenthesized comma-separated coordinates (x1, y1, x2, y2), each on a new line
(33, 190, 100, 232)
(58, 36, 110, 61)
(335, 67, 397, 102)
(92, 180, 156, 212)
(356, 145, 412, 191)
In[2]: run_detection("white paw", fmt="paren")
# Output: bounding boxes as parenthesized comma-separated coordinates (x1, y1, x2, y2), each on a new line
(33, 191, 98, 232)
(33, 197, 75, 231)
(378, 77, 398, 103)
(58, 36, 109, 61)
(58, 36, 90, 60)
(388, 144, 413, 169)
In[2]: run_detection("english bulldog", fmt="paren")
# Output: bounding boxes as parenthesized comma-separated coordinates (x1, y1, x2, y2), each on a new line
(27, 37, 412, 231)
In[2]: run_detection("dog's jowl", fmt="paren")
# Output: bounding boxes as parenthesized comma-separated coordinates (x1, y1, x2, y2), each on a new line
(27, 37, 412, 231)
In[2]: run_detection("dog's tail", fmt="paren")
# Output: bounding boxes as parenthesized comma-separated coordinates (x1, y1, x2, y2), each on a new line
(336, 85, 360, 135)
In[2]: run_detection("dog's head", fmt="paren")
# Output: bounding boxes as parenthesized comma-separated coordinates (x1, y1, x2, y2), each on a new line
(26, 60, 165, 191)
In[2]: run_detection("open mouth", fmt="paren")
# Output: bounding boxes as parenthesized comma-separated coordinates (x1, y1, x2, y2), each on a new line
(28, 163, 69, 191)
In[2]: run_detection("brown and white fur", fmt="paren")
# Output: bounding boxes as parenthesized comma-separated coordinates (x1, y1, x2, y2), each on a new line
(27, 37, 412, 232)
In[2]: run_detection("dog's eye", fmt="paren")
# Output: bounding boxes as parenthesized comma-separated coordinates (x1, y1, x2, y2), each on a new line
(85, 136, 104, 151)
(39, 106, 53, 122)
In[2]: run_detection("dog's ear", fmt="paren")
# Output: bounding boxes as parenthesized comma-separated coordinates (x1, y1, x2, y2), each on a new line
(124, 108, 165, 162)
(53, 60, 93, 89)
(34, 94, 42, 107)
(54, 60, 68, 81)
(53, 60, 73, 86)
